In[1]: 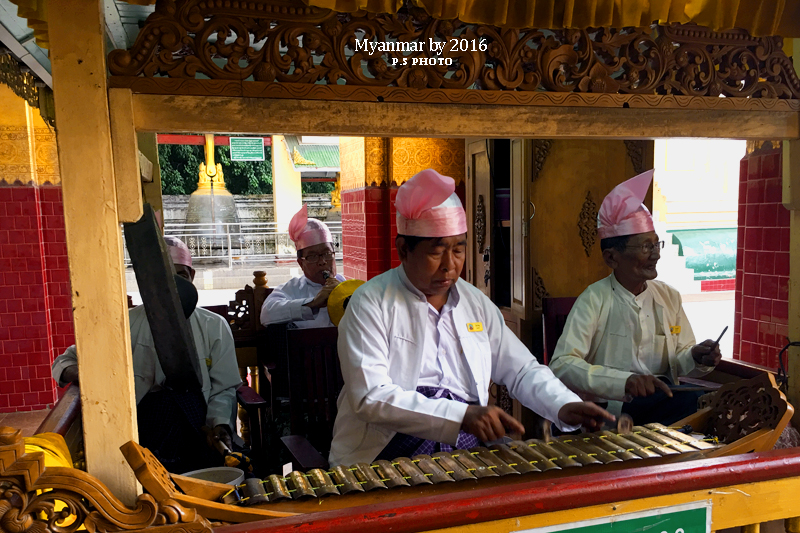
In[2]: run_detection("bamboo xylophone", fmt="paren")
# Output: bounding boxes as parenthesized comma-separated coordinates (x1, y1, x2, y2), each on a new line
(224, 423, 718, 506)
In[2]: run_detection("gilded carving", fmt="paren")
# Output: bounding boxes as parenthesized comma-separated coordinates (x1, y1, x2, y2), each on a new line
(108, 1, 800, 106)
(532, 140, 554, 181)
(475, 195, 486, 254)
(0, 126, 32, 185)
(338, 137, 366, 192)
(0, 51, 55, 126)
(365, 138, 389, 187)
(624, 140, 646, 174)
(390, 138, 465, 186)
(578, 191, 598, 257)
(533, 269, 550, 311)
(0, 426, 212, 533)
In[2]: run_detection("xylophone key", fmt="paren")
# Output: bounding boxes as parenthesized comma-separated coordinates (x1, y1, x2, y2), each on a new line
(431, 452, 478, 481)
(488, 444, 540, 473)
(598, 431, 662, 459)
(632, 426, 697, 453)
(507, 440, 560, 471)
(371, 460, 410, 488)
(413, 455, 455, 483)
(523, 440, 582, 469)
(352, 463, 388, 491)
(644, 423, 718, 450)
(616, 430, 678, 456)
(266, 474, 292, 501)
(559, 435, 622, 464)
(241, 478, 270, 505)
(546, 438, 603, 466)
(470, 447, 519, 476)
(581, 434, 641, 462)
(287, 471, 317, 499)
(451, 449, 499, 478)
(306, 468, 340, 497)
(394, 457, 434, 485)
(329, 465, 366, 494)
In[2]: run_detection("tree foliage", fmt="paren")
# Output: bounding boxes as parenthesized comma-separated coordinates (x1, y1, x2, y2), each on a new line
(158, 144, 273, 195)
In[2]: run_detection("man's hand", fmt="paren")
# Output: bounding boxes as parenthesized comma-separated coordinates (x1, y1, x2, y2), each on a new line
(206, 424, 233, 455)
(62, 365, 79, 384)
(557, 402, 616, 430)
(461, 405, 525, 442)
(691, 339, 722, 367)
(306, 278, 341, 309)
(625, 374, 673, 398)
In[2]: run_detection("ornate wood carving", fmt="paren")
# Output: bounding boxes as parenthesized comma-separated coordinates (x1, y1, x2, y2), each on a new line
(108, 1, 800, 109)
(532, 140, 554, 181)
(624, 140, 647, 174)
(706, 374, 788, 445)
(475, 195, 486, 254)
(533, 269, 550, 311)
(0, 426, 212, 533)
(578, 191, 598, 257)
(0, 50, 55, 126)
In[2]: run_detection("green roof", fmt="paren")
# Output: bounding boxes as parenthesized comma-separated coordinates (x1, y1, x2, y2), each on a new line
(283, 136, 340, 171)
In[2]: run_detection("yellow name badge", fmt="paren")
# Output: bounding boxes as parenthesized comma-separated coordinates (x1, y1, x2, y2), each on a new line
(467, 322, 484, 332)
(670, 326, 681, 335)
(205, 358, 213, 369)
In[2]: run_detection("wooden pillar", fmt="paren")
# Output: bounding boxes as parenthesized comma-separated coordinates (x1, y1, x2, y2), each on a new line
(48, 0, 139, 503)
(782, 39, 800, 412)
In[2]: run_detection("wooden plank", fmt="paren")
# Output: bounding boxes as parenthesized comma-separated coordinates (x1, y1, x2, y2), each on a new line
(132, 94, 800, 140)
(48, 0, 139, 505)
(123, 204, 203, 391)
(109, 88, 143, 222)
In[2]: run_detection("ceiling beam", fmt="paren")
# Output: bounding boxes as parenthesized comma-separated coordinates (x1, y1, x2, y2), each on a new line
(103, 0, 128, 50)
(0, 22, 51, 87)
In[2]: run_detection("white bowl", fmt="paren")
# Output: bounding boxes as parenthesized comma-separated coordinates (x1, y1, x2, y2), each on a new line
(180, 466, 244, 486)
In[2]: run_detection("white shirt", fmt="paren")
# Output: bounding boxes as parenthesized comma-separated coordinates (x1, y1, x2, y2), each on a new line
(260, 273, 346, 329)
(409, 279, 477, 402)
(550, 274, 712, 416)
(52, 306, 242, 429)
(607, 277, 668, 376)
(329, 265, 582, 466)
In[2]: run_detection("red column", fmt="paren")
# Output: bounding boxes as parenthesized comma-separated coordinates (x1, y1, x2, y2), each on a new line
(733, 146, 789, 368)
(0, 185, 73, 411)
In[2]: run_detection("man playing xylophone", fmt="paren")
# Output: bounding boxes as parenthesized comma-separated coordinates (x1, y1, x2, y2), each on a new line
(550, 170, 722, 426)
(329, 169, 614, 466)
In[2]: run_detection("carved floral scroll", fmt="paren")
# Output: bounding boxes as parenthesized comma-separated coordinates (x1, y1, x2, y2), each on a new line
(0, 426, 211, 533)
(108, 0, 800, 109)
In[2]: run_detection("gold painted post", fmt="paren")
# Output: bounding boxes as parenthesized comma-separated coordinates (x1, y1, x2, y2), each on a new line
(49, 0, 139, 503)
(782, 38, 800, 415)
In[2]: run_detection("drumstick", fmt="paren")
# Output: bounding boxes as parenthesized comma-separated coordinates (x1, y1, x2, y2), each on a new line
(710, 326, 728, 351)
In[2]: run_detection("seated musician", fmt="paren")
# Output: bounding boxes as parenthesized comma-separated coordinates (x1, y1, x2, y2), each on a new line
(52, 237, 242, 473)
(549, 170, 722, 426)
(329, 169, 614, 466)
(260, 205, 344, 328)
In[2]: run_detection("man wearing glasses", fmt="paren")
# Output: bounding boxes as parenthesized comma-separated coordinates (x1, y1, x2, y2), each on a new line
(550, 170, 722, 425)
(260, 205, 344, 328)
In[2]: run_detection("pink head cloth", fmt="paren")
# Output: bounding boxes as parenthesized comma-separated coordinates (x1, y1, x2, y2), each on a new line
(288, 205, 333, 250)
(164, 236, 192, 268)
(597, 169, 656, 240)
(396, 168, 468, 237)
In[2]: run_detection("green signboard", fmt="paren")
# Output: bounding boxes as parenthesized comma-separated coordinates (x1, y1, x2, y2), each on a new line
(519, 501, 711, 533)
(230, 137, 265, 161)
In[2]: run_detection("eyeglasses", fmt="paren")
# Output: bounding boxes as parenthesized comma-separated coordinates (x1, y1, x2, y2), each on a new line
(303, 251, 335, 263)
(626, 240, 665, 255)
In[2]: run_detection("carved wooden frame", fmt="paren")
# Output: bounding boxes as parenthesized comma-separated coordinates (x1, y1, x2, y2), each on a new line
(0, 426, 211, 533)
(107, 0, 800, 115)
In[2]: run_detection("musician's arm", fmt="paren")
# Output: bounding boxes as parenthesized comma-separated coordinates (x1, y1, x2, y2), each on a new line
(486, 302, 582, 432)
(259, 284, 315, 326)
(338, 289, 467, 445)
